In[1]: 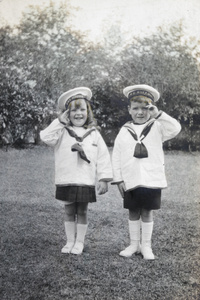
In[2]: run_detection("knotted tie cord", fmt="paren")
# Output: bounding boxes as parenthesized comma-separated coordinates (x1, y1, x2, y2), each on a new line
(124, 120, 155, 158)
(65, 127, 95, 163)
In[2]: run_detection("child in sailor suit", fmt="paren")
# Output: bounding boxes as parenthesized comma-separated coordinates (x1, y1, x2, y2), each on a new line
(40, 87, 112, 255)
(112, 84, 181, 259)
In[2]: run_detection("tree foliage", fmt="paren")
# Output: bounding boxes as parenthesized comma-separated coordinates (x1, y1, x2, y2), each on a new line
(0, 2, 200, 149)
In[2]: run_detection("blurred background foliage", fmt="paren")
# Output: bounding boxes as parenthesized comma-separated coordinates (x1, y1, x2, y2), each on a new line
(0, 2, 200, 150)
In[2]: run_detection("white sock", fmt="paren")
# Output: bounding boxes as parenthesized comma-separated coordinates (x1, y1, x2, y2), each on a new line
(119, 219, 141, 257)
(141, 221, 155, 260)
(61, 221, 75, 254)
(71, 223, 88, 255)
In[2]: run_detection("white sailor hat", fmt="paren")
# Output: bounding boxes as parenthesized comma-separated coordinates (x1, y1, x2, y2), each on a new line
(123, 84, 160, 102)
(58, 87, 92, 110)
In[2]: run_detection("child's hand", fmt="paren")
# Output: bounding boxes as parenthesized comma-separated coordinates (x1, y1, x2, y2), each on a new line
(97, 181, 108, 195)
(117, 182, 126, 198)
(58, 109, 69, 125)
(147, 104, 159, 118)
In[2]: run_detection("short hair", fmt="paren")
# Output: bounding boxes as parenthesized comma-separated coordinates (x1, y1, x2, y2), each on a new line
(129, 95, 152, 105)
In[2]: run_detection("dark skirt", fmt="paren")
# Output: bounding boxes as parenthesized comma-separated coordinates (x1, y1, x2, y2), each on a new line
(56, 185, 96, 203)
(124, 187, 161, 210)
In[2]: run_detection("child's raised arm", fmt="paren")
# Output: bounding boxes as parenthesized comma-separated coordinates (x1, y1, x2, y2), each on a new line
(40, 119, 65, 146)
(155, 112, 181, 142)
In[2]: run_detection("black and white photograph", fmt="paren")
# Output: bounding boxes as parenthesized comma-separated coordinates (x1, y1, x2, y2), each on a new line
(0, 0, 199, 299)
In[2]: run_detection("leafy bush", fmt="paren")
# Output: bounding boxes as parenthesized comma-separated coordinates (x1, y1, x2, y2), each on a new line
(0, 3, 81, 146)
(0, 3, 200, 150)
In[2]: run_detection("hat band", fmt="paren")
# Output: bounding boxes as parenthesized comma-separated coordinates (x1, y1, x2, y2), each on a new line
(128, 90, 154, 101)
(65, 94, 88, 108)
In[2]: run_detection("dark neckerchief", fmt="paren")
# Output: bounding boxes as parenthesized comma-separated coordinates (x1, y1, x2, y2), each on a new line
(65, 127, 96, 163)
(124, 119, 155, 141)
(65, 127, 96, 142)
(123, 120, 155, 158)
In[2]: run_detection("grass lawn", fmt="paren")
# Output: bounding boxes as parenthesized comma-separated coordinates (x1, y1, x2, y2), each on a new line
(0, 146, 200, 300)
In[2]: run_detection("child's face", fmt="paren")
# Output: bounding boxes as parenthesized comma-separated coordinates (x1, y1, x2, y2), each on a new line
(69, 99, 88, 127)
(128, 101, 150, 124)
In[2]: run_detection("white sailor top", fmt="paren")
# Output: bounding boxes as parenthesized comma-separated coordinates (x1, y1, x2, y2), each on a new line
(112, 112, 181, 191)
(40, 119, 113, 186)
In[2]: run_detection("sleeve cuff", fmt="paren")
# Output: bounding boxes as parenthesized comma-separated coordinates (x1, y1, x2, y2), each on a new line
(111, 180, 123, 185)
(99, 178, 113, 182)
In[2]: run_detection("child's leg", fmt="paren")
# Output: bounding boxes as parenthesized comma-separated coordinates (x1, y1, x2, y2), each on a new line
(61, 203, 76, 254)
(141, 209, 155, 260)
(119, 209, 141, 257)
(71, 202, 88, 255)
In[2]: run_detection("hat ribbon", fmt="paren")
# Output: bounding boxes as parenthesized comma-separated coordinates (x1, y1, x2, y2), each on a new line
(128, 90, 154, 101)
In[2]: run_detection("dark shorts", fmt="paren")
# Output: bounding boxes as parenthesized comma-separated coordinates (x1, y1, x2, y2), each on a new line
(124, 187, 161, 210)
(56, 185, 96, 203)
